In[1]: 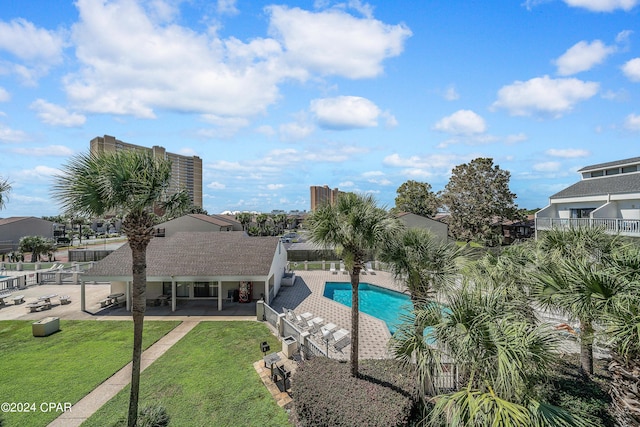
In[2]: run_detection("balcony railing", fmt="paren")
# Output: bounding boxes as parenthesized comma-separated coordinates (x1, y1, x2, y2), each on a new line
(535, 218, 640, 236)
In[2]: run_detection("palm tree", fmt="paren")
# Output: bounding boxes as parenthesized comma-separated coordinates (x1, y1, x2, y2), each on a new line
(255, 213, 269, 235)
(236, 212, 252, 231)
(380, 228, 463, 302)
(18, 235, 55, 262)
(392, 271, 582, 426)
(306, 193, 402, 377)
(0, 177, 11, 210)
(599, 243, 640, 426)
(53, 150, 188, 427)
(530, 227, 619, 375)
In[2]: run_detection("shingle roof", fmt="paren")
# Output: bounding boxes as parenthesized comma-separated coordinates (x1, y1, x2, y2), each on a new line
(578, 156, 640, 172)
(188, 214, 233, 227)
(550, 173, 640, 199)
(0, 217, 31, 226)
(84, 231, 279, 279)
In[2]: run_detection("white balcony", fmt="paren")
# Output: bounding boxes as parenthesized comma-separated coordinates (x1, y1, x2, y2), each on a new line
(535, 218, 640, 237)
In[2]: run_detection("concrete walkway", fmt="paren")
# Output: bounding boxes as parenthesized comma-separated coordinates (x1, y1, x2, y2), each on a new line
(48, 320, 200, 427)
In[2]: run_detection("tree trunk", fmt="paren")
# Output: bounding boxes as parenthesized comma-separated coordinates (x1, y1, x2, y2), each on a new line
(125, 214, 153, 427)
(350, 269, 360, 377)
(608, 355, 640, 427)
(579, 319, 594, 376)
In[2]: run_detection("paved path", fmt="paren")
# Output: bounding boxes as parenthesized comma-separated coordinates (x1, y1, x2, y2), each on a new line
(48, 320, 200, 427)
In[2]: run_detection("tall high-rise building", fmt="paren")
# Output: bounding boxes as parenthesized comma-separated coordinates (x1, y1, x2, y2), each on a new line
(90, 135, 203, 208)
(310, 185, 340, 211)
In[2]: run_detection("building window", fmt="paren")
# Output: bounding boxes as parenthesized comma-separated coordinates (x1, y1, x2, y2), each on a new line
(193, 282, 218, 297)
(622, 165, 637, 173)
(570, 208, 595, 219)
(162, 282, 189, 297)
(605, 168, 620, 175)
(590, 170, 603, 177)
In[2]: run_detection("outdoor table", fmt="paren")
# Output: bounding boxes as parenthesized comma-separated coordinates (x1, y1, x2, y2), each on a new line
(38, 294, 57, 304)
(108, 293, 125, 304)
(263, 352, 281, 379)
(157, 294, 171, 306)
(0, 292, 12, 305)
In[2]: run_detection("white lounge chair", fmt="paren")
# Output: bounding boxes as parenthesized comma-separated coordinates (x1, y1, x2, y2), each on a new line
(332, 328, 350, 352)
(329, 262, 337, 274)
(339, 261, 346, 275)
(365, 261, 376, 275)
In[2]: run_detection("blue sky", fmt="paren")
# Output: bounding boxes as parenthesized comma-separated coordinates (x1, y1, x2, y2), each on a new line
(1, 0, 639, 217)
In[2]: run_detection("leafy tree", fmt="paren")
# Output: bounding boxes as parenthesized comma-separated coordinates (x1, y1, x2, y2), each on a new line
(393, 180, 439, 217)
(18, 236, 55, 262)
(306, 193, 402, 377)
(52, 150, 189, 427)
(0, 177, 11, 210)
(440, 158, 520, 243)
(255, 213, 270, 235)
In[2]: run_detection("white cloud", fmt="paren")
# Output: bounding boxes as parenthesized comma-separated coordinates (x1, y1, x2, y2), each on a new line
(533, 161, 561, 172)
(267, 184, 284, 190)
(433, 110, 486, 135)
(443, 85, 460, 101)
(0, 125, 29, 143)
(492, 75, 599, 118)
(217, 0, 239, 15)
(0, 18, 66, 84)
(546, 148, 590, 158)
(383, 153, 474, 178)
(0, 18, 65, 64)
(11, 145, 74, 157)
(624, 113, 640, 131)
(266, 5, 411, 79)
(622, 58, 640, 82)
(279, 121, 315, 141)
(310, 96, 381, 129)
(562, 0, 639, 12)
(0, 87, 9, 102)
(362, 170, 384, 177)
(29, 99, 86, 127)
(555, 40, 615, 75)
(338, 180, 356, 187)
(207, 181, 226, 189)
(255, 125, 276, 137)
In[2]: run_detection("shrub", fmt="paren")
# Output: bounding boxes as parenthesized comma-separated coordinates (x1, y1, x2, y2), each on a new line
(292, 358, 418, 427)
(538, 356, 614, 427)
(138, 404, 170, 427)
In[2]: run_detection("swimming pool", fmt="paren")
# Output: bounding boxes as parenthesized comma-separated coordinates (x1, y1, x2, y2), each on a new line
(323, 282, 413, 335)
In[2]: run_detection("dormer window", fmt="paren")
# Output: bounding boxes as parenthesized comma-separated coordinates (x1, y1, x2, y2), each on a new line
(605, 168, 620, 175)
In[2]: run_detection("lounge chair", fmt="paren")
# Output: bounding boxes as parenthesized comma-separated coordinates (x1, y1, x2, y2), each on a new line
(332, 328, 350, 352)
(365, 261, 376, 275)
(329, 262, 337, 274)
(339, 261, 346, 275)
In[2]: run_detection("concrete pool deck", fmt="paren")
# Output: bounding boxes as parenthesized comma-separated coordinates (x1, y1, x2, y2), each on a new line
(270, 269, 407, 360)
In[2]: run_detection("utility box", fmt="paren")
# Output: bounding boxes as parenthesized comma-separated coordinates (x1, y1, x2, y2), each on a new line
(32, 317, 60, 337)
(282, 335, 298, 359)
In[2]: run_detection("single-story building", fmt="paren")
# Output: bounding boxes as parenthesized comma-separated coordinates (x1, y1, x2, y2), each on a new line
(81, 231, 288, 312)
(396, 212, 449, 241)
(153, 214, 243, 237)
(0, 217, 57, 255)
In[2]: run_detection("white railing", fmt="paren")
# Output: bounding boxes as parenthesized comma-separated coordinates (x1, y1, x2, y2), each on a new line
(535, 218, 640, 236)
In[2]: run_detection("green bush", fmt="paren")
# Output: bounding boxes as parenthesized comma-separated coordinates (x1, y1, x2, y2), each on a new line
(138, 404, 170, 427)
(539, 357, 614, 426)
(292, 358, 418, 427)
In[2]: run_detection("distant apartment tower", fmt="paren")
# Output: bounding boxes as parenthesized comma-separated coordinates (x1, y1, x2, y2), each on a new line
(90, 135, 203, 208)
(310, 185, 340, 211)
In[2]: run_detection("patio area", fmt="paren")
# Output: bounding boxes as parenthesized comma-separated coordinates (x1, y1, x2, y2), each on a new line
(270, 269, 405, 360)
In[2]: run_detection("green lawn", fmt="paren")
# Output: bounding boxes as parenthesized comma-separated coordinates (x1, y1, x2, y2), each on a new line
(0, 320, 180, 427)
(82, 321, 290, 427)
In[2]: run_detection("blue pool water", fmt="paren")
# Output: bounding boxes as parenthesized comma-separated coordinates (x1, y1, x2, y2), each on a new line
(323, 282, 413, 335)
